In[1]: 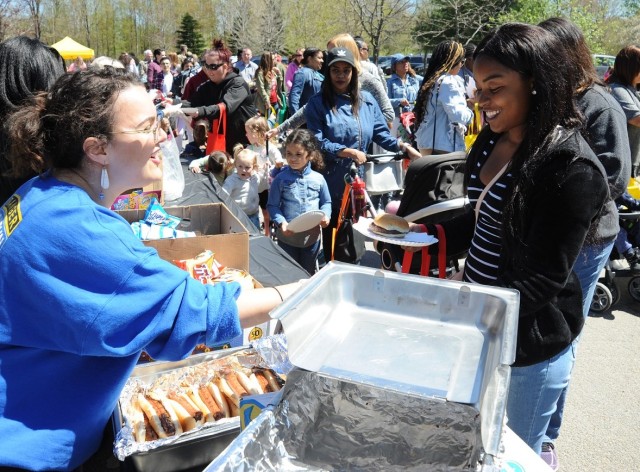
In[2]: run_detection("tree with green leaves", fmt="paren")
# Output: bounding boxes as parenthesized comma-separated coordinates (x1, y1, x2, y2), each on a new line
(176, 13, 205, 56)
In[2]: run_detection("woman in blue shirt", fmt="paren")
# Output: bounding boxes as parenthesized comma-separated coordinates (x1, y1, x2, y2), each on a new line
(288, 47, 324, 115)
(0, 68, 300, 471)
(305, 47, 420, 262)
(414, 40, 473, 155)
(386, 53, 422, 118)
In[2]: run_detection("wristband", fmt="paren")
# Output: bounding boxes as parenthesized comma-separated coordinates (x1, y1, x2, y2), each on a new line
(273, 286, 284, 302)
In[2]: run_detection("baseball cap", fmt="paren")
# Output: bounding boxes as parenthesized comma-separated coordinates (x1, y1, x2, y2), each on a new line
(391, 53, 410, 67)
(326, 48, 356, 68)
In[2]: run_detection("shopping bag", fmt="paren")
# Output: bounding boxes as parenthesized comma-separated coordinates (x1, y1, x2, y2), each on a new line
(160, 123, 185, 201)
(464, 103, 481, 150)
(331, 185, 366, 264)
(267, 105, 278, 129)
(363, 159, 405, 195)
(205, 103, 227, 154)
(277, 92, 287, 125)
(332, 218, 365, 263)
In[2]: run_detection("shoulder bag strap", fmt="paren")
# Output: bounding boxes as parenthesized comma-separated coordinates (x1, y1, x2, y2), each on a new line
(474, 162, 509, 222)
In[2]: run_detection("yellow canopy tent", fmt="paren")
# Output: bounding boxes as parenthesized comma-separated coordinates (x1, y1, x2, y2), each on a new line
(50, 36, 94, 60)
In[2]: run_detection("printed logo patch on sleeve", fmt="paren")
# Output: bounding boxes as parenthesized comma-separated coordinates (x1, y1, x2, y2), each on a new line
(1, 194, 22, 248)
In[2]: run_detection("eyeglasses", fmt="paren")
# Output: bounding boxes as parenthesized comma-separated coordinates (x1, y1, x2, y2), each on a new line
(203, 62, 225, 71)
(111, 121, 164, 141)
(360, 47, 369, 52)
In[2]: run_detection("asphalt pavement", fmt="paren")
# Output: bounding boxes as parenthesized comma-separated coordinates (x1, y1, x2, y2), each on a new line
(360, 244, 640, 471)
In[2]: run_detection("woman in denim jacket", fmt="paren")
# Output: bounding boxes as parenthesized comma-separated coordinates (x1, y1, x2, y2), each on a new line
(386, 54, 422, 118)
(288, 48, 324, 115)
(268, 130, 331, 274)
(305, 47, 420, 262)
(414, 40, 473, 155)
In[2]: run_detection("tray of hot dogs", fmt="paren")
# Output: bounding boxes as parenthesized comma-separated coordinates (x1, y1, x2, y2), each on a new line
(113, 347, 284, 472)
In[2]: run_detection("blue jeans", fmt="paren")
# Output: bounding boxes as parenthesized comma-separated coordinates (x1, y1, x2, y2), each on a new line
(507, 343, 576, 454)
(247, 212, 261, 231)
(277, 239, 320, 275)
(544, 239, 614, 444)
(614, 228, 632, 255)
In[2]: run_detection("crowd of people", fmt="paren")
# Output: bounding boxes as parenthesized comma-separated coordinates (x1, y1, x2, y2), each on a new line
(0, 19, 639, 472)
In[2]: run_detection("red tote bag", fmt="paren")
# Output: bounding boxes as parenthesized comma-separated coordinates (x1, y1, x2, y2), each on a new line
(205, 102, 227, 154)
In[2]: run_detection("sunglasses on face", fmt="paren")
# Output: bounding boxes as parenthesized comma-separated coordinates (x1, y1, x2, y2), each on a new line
(203, 62, 224, 71)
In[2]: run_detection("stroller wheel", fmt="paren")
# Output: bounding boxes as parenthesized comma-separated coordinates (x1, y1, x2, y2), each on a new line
(610, 280, 621, 306)
(628, 276, 640, 302)
(590, 282, 612, 313)
(380, 246, 395, 271)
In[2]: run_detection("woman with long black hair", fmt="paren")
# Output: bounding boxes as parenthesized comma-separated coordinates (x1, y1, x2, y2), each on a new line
(305, 47, 420, 262)
(410, 23, 608, 459)
(288, 47, 324, 115)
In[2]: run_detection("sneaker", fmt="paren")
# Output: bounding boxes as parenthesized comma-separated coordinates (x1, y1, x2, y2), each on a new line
(623, 247, 640, 273)
(540, 442, 559, 471)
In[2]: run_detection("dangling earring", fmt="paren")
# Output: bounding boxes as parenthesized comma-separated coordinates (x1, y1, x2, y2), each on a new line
(99, 164, 109, 200)
(531, 89, 537, 95)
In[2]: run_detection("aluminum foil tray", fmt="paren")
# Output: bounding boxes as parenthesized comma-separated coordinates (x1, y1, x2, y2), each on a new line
(206, 369, 483, 472)
(270, 262, 519, 457)
(113, 347, 256, 472)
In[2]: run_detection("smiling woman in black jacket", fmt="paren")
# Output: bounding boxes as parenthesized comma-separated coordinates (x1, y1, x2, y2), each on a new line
(410, 23, 608, 460)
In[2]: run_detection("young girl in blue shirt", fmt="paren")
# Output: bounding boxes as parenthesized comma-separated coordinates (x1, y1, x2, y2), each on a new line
(267, 129, 331, 274)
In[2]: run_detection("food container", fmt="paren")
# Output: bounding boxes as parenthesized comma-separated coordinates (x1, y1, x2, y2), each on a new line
(113, 347, 259, 472)
(206, 262, 519, 471)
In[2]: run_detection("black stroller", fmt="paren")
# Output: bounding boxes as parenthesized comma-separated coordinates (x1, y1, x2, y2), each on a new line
(591, 209, 640, 313)
(376, 152, 469, 276)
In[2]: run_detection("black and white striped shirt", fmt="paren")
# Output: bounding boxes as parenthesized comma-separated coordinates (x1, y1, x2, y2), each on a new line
(463, 138, 513, 285)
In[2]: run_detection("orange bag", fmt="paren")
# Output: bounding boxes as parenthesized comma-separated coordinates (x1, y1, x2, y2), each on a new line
(205, 102, 227, 154)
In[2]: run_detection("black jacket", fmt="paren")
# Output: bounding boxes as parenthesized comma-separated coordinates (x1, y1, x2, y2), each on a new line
(433, 127, 608, 366)
(184, 71, 258, 155)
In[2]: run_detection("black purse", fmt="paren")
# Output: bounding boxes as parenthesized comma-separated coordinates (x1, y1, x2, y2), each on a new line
(332, 205, 366, 263)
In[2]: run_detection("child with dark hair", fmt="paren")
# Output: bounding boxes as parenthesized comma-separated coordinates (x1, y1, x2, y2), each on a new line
(267, 129, 331, 274)
(188, 150, 232, 185)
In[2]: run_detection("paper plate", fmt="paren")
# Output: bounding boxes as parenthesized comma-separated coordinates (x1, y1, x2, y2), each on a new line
(287, 210, 325, 233)
(353, 217, 438, 247)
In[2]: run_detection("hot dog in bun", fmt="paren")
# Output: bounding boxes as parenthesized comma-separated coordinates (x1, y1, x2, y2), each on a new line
(369, 213, 409, 238)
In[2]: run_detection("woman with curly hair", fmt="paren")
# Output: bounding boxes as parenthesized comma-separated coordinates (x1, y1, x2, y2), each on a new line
(414, 40, 473, 155)
(181, 39, 258, 154)
(0, 68, 300, 471)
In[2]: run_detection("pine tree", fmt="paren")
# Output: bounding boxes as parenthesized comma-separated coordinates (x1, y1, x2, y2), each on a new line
(176, 13, 206, 55)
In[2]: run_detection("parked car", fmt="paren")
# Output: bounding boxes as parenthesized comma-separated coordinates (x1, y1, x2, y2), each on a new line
(593, 54, 615, 79)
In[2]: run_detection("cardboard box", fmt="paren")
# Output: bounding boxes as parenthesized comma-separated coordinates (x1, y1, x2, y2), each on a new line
(118, 203, 249, 271)
(118, 203, 274, 351)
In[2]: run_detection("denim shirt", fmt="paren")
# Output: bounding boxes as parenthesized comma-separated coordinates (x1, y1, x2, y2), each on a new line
(414, 74, 473, 153)
(288, 67, 324, 114)
(305, 90, 400, 203)
(386, 73, 422, 116)
(267, 162, 332, 225)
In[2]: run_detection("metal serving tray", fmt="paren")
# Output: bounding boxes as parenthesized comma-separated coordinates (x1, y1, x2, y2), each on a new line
(269, 262, 519, 458)
(113, 348, 251, 472)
